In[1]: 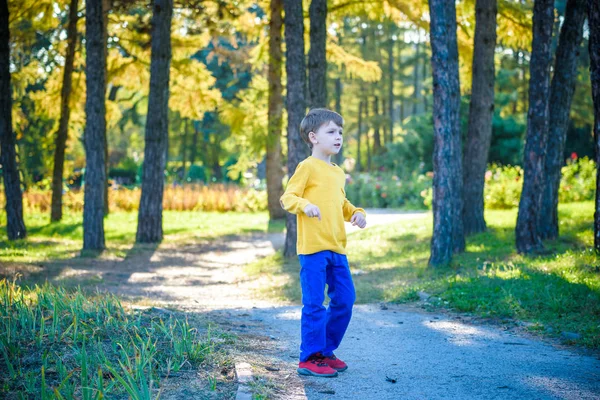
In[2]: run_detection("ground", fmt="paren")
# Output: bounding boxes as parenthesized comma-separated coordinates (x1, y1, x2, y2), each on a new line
(2, 211, 600, 399)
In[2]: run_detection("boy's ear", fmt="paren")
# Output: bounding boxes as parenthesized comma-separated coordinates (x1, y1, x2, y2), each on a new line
(308, 131, 318, 144)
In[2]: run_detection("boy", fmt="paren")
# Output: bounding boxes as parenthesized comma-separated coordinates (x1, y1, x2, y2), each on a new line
(280, 108, 367, 378)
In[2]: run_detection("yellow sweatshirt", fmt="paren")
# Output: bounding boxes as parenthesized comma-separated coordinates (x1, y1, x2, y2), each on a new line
(280, 156, 366, 255)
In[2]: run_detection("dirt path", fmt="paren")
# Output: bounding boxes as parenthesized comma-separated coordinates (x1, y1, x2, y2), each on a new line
(11, 210, 600, 399)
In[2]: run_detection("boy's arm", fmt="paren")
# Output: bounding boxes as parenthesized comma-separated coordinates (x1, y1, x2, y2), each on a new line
(342, 197, 366, 222)
(280, 162, 311, 215)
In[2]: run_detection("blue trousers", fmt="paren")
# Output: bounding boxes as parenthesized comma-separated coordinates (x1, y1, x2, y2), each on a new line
(298, 250, 356, 362)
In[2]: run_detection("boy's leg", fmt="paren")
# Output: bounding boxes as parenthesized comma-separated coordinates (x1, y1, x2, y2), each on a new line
(298, 251, 330, 362)
(323, 253, 356, 356)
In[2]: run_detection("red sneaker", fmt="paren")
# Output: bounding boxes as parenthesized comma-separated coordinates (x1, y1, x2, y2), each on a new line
(297, 354, 339, 377)
(322, 353, 348, 372)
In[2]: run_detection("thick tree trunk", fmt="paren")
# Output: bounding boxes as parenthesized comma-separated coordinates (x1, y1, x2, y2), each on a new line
(308, 0, 327, 109)
(462, 0, 497, 236)
(136, 0, 172, 243)
(283, 0, 308, 257)
(267, 0, 285, 220)
(0, 0, 26, 240)
(51, 0, 79, 222)
(83, 0, 107, 250)
(590, 0, 600, 250)
(515, 0, 554, 254)
(103, 0, 110, 216)
(428, 0, 464, 266)
(539, 0, 586, 240)
(373, 96, 382, 154)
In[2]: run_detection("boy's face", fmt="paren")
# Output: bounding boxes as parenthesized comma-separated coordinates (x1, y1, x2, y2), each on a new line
(309, 120, 343, 155)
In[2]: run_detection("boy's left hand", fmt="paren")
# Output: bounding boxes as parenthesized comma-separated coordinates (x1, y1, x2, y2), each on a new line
(350, 212, 367, 229)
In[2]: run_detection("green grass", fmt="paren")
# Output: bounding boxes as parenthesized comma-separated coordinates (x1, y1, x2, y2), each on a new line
(246, 201, 600, 349)
(0, 211, 285, 263)
(0, 279, 237, 399)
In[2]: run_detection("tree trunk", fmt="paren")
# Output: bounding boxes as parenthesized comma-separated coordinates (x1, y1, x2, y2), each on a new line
(387, 35, 394, 143)
(136, 0, 172, 244)
(515, 0, 554, 254)
(267, 0, 285, 220)
(365, 97, 372, 170)
(589, 0, 600, 250)
(283, 0, 308, 258)
(356, 100, 363, 172)
(180, 118, 188, 181)
(333, 76, 344, 165)
(50, 0, 79, 222)
(103, 0, 110, 216)
(308, 0, 327, 108)
(211, 136, 222, 180)
(428, 0, 464, 266)
(462, 0, 497, 236)
(373, 96, 382, 154)
(0, 0, 26, 240)
(83, 0, 107, 250)
(190, 122, 199, 165)
(539, 0, 586, 240)
(413, 37, 421, 116)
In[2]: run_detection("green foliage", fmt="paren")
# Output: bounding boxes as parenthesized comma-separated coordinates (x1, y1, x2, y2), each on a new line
(346, 172, 431, 210)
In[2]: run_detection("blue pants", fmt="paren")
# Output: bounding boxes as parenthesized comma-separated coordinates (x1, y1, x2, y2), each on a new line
(298, 250, 356, 362)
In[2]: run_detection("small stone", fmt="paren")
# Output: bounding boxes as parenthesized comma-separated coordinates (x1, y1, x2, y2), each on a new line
(417, 291, 431, 301)
(561, 331, 581, 340)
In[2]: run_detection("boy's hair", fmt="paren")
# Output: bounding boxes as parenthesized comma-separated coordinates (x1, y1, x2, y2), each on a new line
(300, 108, 344, 149)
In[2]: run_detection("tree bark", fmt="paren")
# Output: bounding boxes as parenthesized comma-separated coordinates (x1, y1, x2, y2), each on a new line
(356, 100, 363, 172)
(136, 0, 172, 243)
(413, 37, 421, 116)
(365, 97, 371, 170)
(103, 0, 110, 216)
(283, 0, 308, 257)
(515, 0, 554, 254)
(462, 0, 497, 236)
(51, 0, 79, 222)
(539, 0, 586, 240)
(373, 96, 382, 154)
(428, 0, 464, 266)
(387, 34, 394, 144)
(0, 0, 26, 240)
(180, 118, 188, 181)
(83, 0, 107, 250)
(308, 0, 327, 109)
(333, 76, 344, 165)
(190, 122, 199, 165)
(589, 0, 600, 251)
(267, 0, 285, 220)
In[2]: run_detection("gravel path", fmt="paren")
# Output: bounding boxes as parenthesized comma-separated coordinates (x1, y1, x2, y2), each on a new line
(22, 209, 600, 399)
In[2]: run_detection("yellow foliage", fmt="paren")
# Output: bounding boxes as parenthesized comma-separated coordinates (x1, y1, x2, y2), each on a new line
(327, 40, 382, 82)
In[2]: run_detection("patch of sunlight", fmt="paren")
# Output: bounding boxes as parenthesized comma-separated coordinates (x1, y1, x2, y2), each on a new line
(489, 267, 526, 280)
(524, 375, 600, 399)
(423, 320, 501, 346)
(466, 243, 487, 252)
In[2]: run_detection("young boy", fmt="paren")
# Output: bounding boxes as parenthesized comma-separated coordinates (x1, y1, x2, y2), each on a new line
(280, 108, 367, 378)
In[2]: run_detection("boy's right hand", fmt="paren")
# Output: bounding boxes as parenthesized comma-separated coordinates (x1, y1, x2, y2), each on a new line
(303, 204, 321, 220)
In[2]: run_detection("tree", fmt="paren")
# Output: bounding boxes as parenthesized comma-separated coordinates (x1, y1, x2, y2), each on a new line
(51, 0, 79, 222)
(0, 0, 26, 240)
(266, 0, 285, 220)
(136, 0, 173, 243)
(462, 0, 498, 235)
(83, 0, 107, 251)
(539, 0, 586, 240)
(428, 0, 464, 266)
(515, 0, 554, 254)
(590, 0, 600, 251)
(283, 0, 308, 257)
(308, 0, 327, 109)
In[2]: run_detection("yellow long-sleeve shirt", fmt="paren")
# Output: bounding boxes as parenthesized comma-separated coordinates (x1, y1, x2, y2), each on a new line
(280, 156, 366, 255)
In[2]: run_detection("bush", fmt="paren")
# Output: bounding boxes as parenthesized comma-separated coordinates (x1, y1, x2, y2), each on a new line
(345, 172, 432, 210)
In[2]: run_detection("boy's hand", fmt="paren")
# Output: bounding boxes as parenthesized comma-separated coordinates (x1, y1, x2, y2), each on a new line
(303, 204, 321, 220)
(350, 212, 367, 228)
